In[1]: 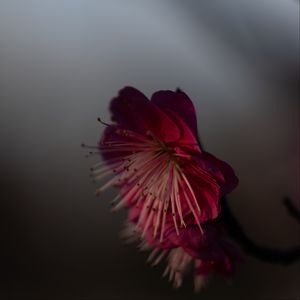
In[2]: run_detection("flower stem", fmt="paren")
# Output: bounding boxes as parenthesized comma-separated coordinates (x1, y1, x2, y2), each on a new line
(221, 197, 300, 265)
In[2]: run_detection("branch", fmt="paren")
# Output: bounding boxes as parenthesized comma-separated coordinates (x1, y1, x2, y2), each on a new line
(221, 197, 300, 265)
(283, 197, 300, 223)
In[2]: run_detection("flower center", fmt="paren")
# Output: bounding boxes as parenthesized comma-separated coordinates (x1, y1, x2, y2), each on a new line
(87, 127, 203, 241)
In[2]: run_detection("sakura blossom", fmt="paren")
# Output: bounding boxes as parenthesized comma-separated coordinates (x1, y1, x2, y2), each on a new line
(85, 87, 238, 241)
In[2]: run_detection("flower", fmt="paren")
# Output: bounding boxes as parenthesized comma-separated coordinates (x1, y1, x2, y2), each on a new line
(121, 218, 243, 292)
(89, 87, 238, 241)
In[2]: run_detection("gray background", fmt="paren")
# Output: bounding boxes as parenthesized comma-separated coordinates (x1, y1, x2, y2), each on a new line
(0, 0, 299, 299)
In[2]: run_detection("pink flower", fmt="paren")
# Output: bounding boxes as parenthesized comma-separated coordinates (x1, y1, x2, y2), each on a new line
(121, 219, 243, 291)
(90, 87, 238, 241)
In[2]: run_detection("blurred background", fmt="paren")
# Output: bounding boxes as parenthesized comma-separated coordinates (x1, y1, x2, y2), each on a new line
(0, 0, 299, 299)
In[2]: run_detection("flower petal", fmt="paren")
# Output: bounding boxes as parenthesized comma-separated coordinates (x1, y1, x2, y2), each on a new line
(163, 109, 202, 153)
(200, 152, 239, 195)
(151, 89, 199, 140)
(110, 87, 181, 142)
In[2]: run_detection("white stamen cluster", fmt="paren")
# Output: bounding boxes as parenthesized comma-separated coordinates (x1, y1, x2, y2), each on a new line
(86, 127, 203, 241)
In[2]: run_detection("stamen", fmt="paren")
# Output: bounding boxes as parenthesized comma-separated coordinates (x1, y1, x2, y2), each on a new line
(95, 176, 120, 195)
(141, 209, 154, 237)
(115, 128, 152, 143)
(160, 168, 172, 242)
(170, 167, 180, 236)
(81, 143, 99, 149)
(178, 168, 202, 213)
(97, 117, 110, 126)
(136, 158, 169, 229)
(92, 169, 113, 182)
(151, 250, 168, 266)
(91, 154, 132, 170)
(111, 182, 141, 211)
(147, 248, 159, 263)
(181, 188, 203, 234)
(173, 168, 185, 227)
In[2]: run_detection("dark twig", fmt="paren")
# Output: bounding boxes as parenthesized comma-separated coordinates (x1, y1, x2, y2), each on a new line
(198, 136, 299, 264)
(283, 197, 300, 223)
(221, 197, 300, 265)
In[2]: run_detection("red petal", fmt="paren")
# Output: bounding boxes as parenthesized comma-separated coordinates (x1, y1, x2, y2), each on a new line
(201, 152, 239, 195)
(162, 109, 202, 153)
(151, 89, 199, 140)
(110, 87, 180, 142)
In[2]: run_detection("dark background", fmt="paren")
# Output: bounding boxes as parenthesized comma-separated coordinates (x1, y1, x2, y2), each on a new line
(0, 1, 299, 299)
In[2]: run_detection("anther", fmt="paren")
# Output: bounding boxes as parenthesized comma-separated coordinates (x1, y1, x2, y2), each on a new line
(97, 117, 110, 126)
